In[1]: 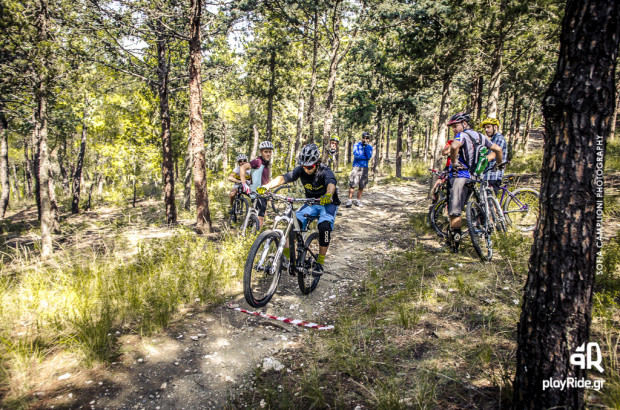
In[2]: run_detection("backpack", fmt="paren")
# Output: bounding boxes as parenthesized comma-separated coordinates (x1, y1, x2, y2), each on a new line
(459, 130, 488, 176)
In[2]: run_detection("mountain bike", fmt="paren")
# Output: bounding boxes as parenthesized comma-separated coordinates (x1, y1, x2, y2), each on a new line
(239, 193, 262, 236)
(465, 163, 509, 261)
(226, 184, 250, 229)
(243, 194, 323, 308)
(270, 180, 306, 215)
(428, 169, 469, 239)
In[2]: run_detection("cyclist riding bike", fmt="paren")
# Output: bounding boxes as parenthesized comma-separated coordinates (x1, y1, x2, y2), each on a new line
(327, 135, 340, 170)
(256, 143, 339, 277)
(479, 117, 508, 195)
(446, 112, 504, 253)
(239, 141, 274, 228)
(228, 154, 252, 210)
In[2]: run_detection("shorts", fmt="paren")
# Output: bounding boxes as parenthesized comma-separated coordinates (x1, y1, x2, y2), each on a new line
(349, 166, 369, 189)
(448, 177, 470, 216)
(296, 203, 338, 230)
(256, 197, 267, 217)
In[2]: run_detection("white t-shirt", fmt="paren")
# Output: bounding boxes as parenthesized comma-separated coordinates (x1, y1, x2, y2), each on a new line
(232, 166, 252, 182)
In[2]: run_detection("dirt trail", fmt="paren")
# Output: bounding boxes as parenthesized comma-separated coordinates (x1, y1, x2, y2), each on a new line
(63, 181, 429, 409)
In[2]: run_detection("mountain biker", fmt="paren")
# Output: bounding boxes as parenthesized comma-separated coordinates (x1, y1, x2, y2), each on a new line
(327, 135, 340, 169)
(239, 141, 274, 228)
(228, 154, 251, 210)
(256, 143, 339, 277)
(479, 117, 507, 195)
(446, 112, 504, 253)
(346, 131, 373, 207)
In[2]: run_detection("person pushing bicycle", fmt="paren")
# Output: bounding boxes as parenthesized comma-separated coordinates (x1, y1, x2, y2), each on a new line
(446, 112, 504, 253)
(256, 143, 339, 277)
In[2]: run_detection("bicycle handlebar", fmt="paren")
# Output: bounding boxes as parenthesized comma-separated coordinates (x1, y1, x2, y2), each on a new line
(260, 192, 320, 205)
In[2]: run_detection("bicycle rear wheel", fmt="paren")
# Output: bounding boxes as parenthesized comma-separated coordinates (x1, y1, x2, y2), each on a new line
(430, 198, 469, 239)
(466, 200, 493, 261)
(229, 196, 250, 229)
(298, 232, 321, 294)
(243, 230, 283, 308)
(504, 188, 539, 232)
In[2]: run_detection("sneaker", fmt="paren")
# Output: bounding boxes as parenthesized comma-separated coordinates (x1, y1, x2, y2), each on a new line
(312, 262, 324, 277)
(354, 199, 362, 207)
(345, 199, 352, 208)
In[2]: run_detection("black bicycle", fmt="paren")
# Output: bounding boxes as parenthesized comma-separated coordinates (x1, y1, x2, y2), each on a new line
(227, 184, 250, 229)
(243, 194, 323, 308)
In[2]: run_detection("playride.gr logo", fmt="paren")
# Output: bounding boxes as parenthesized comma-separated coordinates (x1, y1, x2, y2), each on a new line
(542, 342, 605, 392)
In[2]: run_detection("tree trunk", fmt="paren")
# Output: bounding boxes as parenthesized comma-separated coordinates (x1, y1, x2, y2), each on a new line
(486, 36, 504, 118)
(507, 91, 518, 159)
(11, 162, 21, 200)
(384, 119, 391, 166)
(346, 134, 352, 165)
(514, 102, 522, 152)
(373, 108, 383, 174)
(222, 123, 228, 172)
(521, 106, 534, 153)
(610, 79, 620, 140)
(432, 75, 451, 171)
(512, 1, 620, 408)
(305, 9, 318, 144)
(406, 123, 413, 162)
(59, 137, 69, 196)
(71, 104, 88, 214)
(501, 92, 510, 134)
(395, 113, 403, 178)
(0, 113, 10, 217)
(24, 132, 33, 198)
(33, 120, 41, 219)
(157, 22, 177, 225)
(251, 124, 259, 158)
(321, 33, 341, 161)
(266, 49, 276, 141)
(291, 92, 304, 168)
(470, 76, 484, 120)
(423, 121, 430, 164)
(189, 0, 212, 234)
(48, 149, 60, 233)
(183, 133, 192, 211)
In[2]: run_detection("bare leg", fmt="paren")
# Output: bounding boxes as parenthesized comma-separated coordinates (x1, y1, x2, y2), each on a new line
(258, 216, 264, 227)
(357, 188, 364, 200)
(319, 245, 328, 256)
(348, 187, 355, 199)
(449, 215, 462, 229)
(229, 188, 237, 206)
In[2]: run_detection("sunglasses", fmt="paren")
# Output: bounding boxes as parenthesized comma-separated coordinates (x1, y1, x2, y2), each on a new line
(303, 164, 317, 170)
(238, 160, 246, 164)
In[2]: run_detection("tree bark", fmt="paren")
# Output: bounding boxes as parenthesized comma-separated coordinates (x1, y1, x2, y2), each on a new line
(183, 133, 192, 211)
(11, 162, 21, 200)
(501, 92, 510, 134)
(512, 1, 620, 408)
(423, 121, 430, 164)
(0, 113, 10, 217)
(71, 103, 88, 214)
(321, 33, 341, 161)
(291, 92, 304, 168)
(305, 9, 318, 144)
(395, 113, 403, 178)
(372, 108, 383, 174)
(48, 149, 60, 233)
(406, 123, 413, 162)
(432, 75, 451, 171)
(266, 48, 276, 141)
(486, 36, 504, 118)
(521, 106, 534, 153)
(384, 118, 391, 166)
(610, 79, 620, 140)
(157, 21, 177, 225)
(24, 131, 33, 198)
(189, 0, 212, 234)
(251, 124, 259, 158)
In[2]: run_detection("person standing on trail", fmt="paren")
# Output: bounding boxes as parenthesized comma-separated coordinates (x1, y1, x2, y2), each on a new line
(257, 144, 340, 277)
(327, 135, 340, 170)
(479, 117, 507, 195)
(446, 112, 504, 253)
(346, 131, 373, 207)
(239, 141, 274, 227)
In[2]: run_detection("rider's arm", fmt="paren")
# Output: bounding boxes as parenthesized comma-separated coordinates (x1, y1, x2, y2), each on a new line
(228, 172, 240, 183)
(488, 143, 503, 163)
(326, 183, 336, 195)
(450, 140, 462, 165)
(262, 175, 286, 190)
(239, 162, 252, 184)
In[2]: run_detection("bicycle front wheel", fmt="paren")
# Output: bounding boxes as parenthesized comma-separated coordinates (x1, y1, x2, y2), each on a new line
(243, 230, 283, 307)
(242, 214, 260, 237)
(271, 182, 306, 214)
(298, 232, 321, 295)
(466, 200, 492, 261)
(504, 188, 539, 232)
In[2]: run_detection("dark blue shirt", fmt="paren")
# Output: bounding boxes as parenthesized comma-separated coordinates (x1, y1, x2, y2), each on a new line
(283, 164, 341, 205)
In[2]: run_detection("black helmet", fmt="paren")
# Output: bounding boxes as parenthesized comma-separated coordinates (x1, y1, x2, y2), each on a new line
(362, 131, 370, 139)
(298, 143, 321, 166)
(447, 112, 472, 126)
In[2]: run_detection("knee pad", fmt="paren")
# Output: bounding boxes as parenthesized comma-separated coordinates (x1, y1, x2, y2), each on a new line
(318, 221, 332, 246)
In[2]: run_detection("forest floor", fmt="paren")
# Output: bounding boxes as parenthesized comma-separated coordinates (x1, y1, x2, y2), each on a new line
(15, 180, 427, 409)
